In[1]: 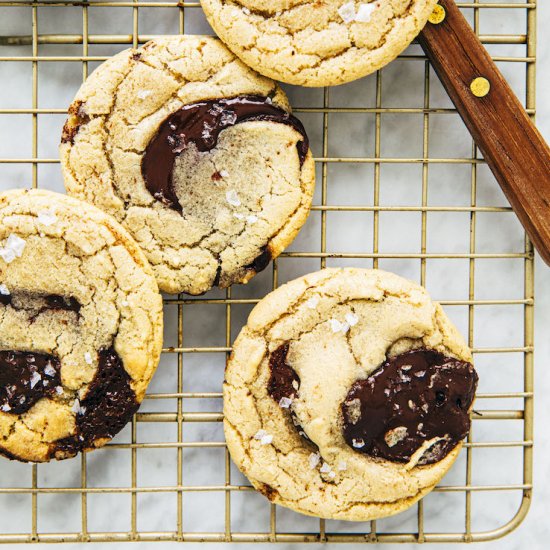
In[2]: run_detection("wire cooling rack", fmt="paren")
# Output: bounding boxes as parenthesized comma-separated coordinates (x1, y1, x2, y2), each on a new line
(0, 0, 536, 544)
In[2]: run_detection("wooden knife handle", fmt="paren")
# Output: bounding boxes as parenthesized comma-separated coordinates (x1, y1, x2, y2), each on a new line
(418, 0, 550, 264)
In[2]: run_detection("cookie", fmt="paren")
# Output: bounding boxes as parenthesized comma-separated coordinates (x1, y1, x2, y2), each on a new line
(224, 268, 478, 520)
(200, 0, 439, 87)
(60, 35, 315, 295)
(0, 189, 163, 462)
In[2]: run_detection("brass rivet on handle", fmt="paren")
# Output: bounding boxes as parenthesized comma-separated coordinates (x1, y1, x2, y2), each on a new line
(470, 77, 491, 97)
(428, 4, 446, 24)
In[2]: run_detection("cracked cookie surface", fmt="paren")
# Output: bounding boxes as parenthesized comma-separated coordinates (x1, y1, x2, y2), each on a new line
(224, 268, 476, 520)
(201, 0, 438, 87)
(60, 35, 315, 295)
(0, 189, 163, 462)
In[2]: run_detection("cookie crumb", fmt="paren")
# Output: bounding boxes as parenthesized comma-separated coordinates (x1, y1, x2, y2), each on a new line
(0, 234, 26, 264)
(137, 89, 152, 100)
(384, 426, 408, 448)
(344, 397, 362, 424)
(226, 190, 241, 207)
(37, 209, 57, 226)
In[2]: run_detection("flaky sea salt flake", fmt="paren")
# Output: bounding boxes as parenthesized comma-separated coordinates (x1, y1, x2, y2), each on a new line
(255, 429, 273, 444)
(352, 438, 365, 448)
(0, 234, 26, 264)
(338, 460, 347, 471)
(345, 312, 359, 326)
(279, 396, 292, 409)
(137, 89, 152, 100)
(355, 3, 376, 23)
(37, 209, 57, 226)
(338, 1, 356, 23)
(306, 295, 319, 309)
(72, 399, 86, 415)
(0, 284, 9, 295)
(330, 318, 349, 334)
(84, 352, 93, 365)
(260, 433, 273, 445)
(309, 452, 321, 469)
(29, 371, 41, 389)
(226, 190, 241, 207)
(247, 215, 258, 224)
(320, 462, 332, 474)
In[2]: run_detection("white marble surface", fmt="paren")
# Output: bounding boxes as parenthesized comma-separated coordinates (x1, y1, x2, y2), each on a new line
(0, 1, 549, 549)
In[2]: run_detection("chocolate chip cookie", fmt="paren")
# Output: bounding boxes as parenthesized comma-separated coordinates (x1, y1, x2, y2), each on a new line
(224, 268, 478, 520)
(201, 0, 438, 87)
(60, 35, 315, 295)
(0, 189, 163, 462)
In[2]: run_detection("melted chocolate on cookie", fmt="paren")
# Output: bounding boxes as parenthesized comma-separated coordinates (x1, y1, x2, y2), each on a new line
(246, 246, 272, 275)
(341, 349, 478, 465)
(61, 100, 90, 145)
(54, 347, 139, 456)
(267, 343, 300, 403)
(0, 350, 62, 415)
(142, 95, 310, 211)
(0, 291, 81, 315)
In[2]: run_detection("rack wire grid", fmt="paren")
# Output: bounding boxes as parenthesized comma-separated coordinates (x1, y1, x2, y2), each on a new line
(0, 0, 537, 544)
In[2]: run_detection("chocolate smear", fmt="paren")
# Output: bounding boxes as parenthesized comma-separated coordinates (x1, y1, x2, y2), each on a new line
(142, 95, 310, 211)
(341, 349, 478, 465)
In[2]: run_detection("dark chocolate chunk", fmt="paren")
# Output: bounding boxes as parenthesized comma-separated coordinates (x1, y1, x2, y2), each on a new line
(0, 290, 81, 316)
(142, 95, 310, 211)
(246, 246, 272, 275)
(61, 100, 90, 144)
(44, 295, 81, 314)
(341, 349, 478, 465)
(267, 343, 300, 403)
(53, 347, 139, 456)
(0, 350, 62, 415)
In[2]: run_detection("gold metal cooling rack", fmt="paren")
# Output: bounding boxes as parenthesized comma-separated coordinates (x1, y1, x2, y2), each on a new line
(0, 0, 536, 544)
